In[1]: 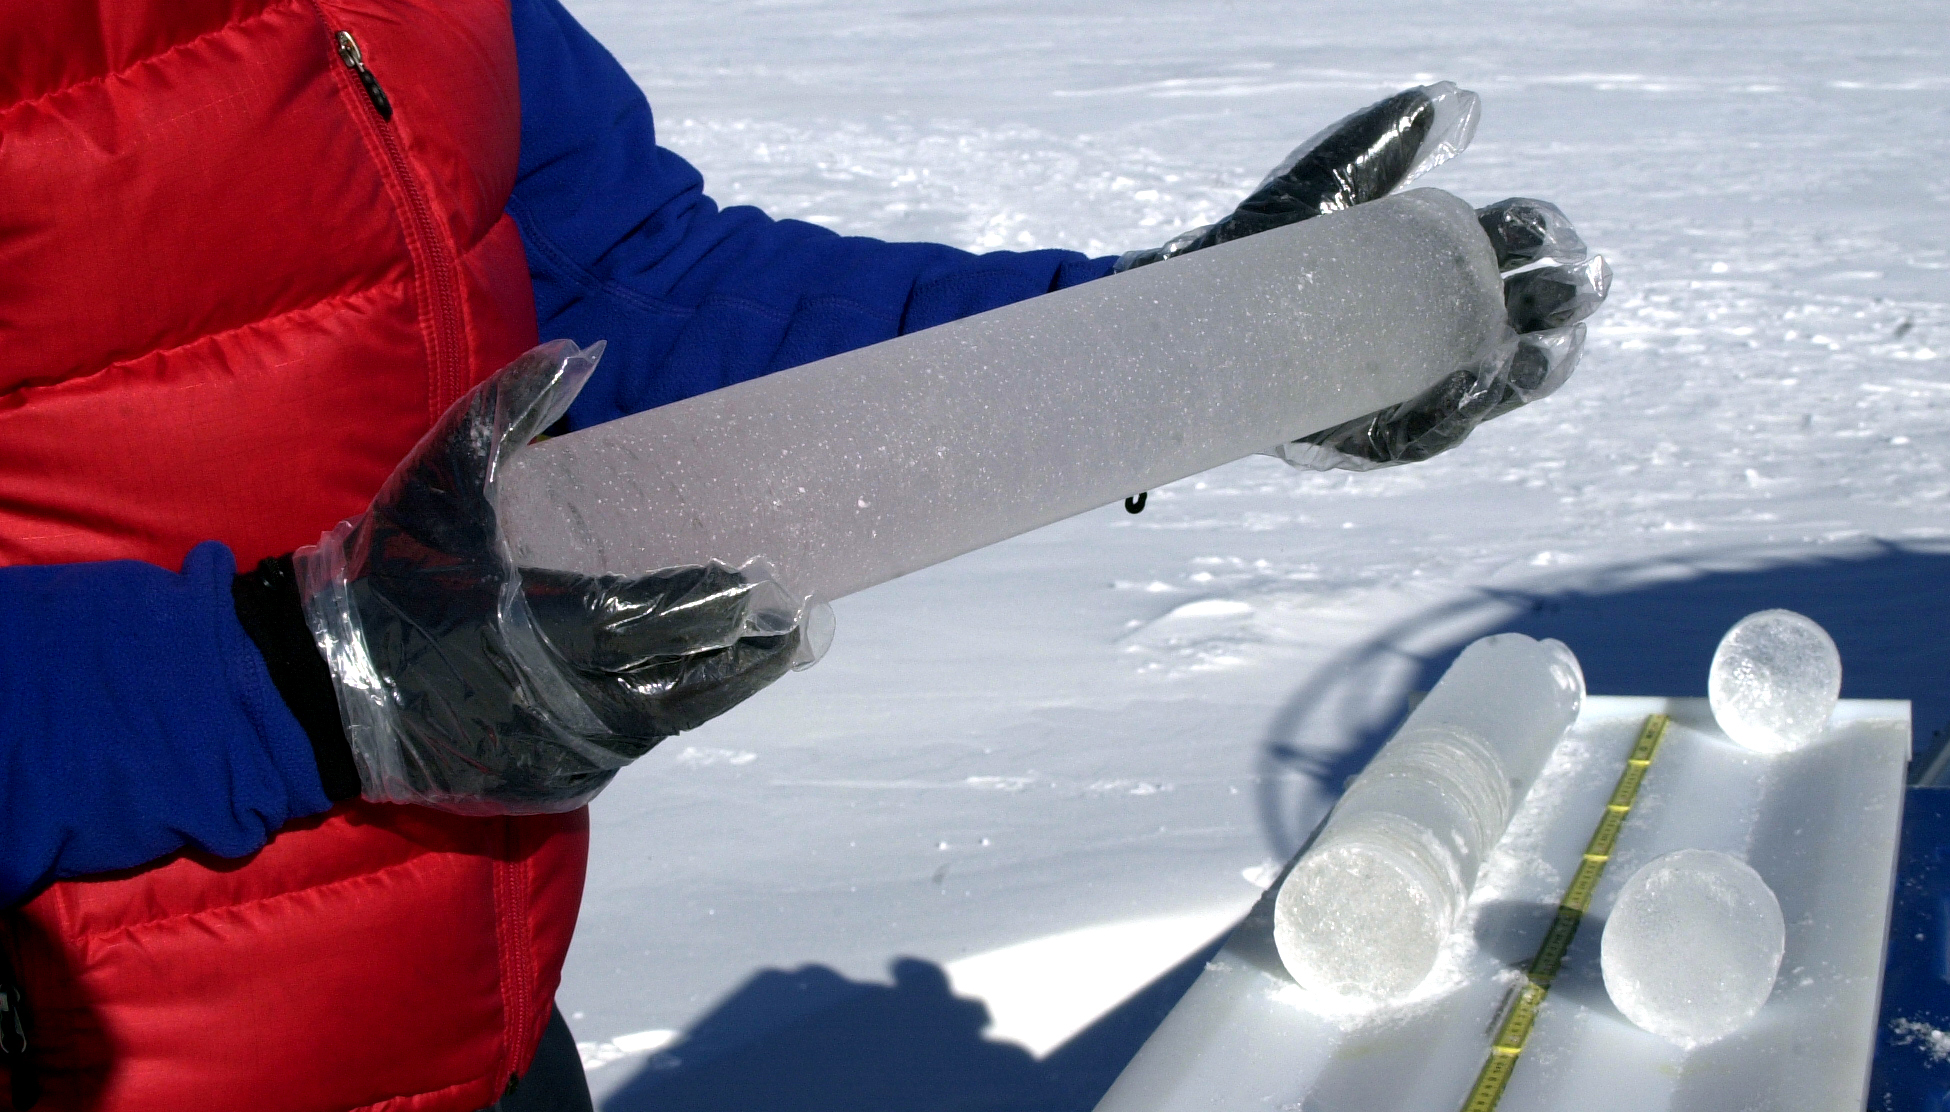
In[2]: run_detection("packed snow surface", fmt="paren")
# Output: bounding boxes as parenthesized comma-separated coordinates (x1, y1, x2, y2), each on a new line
(1600, 849, 1788, 1046)
(550, 0, 1950, 1104)
(1889, 1018, 1950, 1066)
(1708, 608, 1844, 752)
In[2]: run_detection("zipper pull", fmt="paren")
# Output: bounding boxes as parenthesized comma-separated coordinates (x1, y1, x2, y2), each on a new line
(334, 30, 394, 121)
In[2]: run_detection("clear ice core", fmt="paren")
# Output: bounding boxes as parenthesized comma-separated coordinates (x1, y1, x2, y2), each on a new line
(1272, 634, 1584, 1009)
(1273, 829, 1452, 1007)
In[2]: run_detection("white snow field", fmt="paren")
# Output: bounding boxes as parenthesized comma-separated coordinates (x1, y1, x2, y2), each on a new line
(550, 0, 1950, 1106)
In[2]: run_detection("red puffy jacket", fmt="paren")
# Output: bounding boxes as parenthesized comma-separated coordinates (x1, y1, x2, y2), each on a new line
(1, 2, 586, 1108)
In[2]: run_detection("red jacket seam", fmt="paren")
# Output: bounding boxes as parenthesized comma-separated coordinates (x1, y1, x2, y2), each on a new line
(510, 829, 537, 1069)
(491, 849, 521, 1091)
(339, 1070, 493, 1112)
(307, 0, 471, 424)
(0, 0, 308, 119)
(56, 855, 443, 945)
(0, 280, 407, 404)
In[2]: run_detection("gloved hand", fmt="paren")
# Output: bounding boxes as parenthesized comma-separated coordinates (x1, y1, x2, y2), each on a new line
(1116, 82, 1482, 272)
(294, 341, 808, 815)
(1117, 82, 1610, 471)
(1272, 198, 1609, 471)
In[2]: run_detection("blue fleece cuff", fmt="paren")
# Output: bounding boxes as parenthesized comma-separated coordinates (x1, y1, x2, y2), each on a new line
(0, 542, 332, 905)
(507, 0, 1120, 430)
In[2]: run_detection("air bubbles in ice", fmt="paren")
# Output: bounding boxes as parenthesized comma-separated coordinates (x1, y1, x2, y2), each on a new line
(1271, 634, 1584, 1011)
(1273, 816, 1455, 1008)
(1708, 609, 1841, 753)
(1601, 849, 1785, 1046)
(1269, 725, 1512, 1009)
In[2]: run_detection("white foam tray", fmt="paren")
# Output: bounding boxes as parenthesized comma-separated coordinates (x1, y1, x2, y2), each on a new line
(1095, 697, 1910, 1112)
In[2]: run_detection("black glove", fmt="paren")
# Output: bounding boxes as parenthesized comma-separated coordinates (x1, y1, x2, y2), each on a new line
(1275, 199, 1609, 470)
(1116, 82, 1611, 471)
(1116, 82, 1480, 272)
(291, 341, 808, 814)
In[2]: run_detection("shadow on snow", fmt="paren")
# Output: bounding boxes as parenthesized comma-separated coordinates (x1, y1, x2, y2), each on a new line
(604, 541, 1950, 1110)
(599, 939, 1219, 1112)
(1257, 540, 1950, 858)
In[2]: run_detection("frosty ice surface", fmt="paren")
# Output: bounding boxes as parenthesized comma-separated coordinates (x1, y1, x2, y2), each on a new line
(1272, 634, 1584, 1008)
(1601, 849, 1786, 1045)
(1708, 609, 1842, 754)
(498, 190, 1508, 602)
(1272, 815, 1458, 1003)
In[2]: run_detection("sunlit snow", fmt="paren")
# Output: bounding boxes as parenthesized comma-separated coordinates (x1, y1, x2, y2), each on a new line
(549, 0, 1949, 1105)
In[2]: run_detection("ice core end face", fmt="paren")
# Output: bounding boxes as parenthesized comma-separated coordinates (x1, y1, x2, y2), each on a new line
(1708, 609, 1841, 754)
(1600, 849, 1785, 1046)
(1272, 837, 1451, 1009)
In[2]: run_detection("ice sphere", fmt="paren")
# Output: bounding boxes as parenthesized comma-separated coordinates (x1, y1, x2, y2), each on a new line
(1601, 849, 1786, 1046)
(1709, 609, 1841, 754)
(1272, 634, 1584, 1007)
(499, 190, 1508, 602)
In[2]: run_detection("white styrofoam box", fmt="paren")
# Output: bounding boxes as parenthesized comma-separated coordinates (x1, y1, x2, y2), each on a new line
(1094, 697, 1909, 1112)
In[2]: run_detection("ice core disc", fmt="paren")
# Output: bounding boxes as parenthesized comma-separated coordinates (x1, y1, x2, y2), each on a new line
(1272, 841, 1447, 1008)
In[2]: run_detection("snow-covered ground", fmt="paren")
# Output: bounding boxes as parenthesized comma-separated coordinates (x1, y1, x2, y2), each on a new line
(550, 0, 1950, 1105)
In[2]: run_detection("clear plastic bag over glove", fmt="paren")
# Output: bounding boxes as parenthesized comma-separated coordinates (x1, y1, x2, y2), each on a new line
(1118, 82, 1611, 471)
(295, 341, 809, 815)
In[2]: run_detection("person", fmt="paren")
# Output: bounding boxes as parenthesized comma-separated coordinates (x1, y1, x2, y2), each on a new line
(0, 0, 1605, 1109)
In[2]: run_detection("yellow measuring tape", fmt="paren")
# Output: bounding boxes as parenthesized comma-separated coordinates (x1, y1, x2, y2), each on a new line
(1459, 713, 1671, 1112)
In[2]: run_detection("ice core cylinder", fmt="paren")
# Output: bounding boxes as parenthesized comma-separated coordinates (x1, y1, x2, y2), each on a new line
(499, 188, 1508, 602)
(1272, 634, 1584, 1008)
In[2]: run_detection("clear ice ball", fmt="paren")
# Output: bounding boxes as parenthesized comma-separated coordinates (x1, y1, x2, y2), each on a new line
(1708, 609, 1841, 754)
(1601, 849, 1785, 1046)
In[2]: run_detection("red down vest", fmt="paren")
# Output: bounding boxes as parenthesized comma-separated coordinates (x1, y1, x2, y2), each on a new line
(1, 2, 589, 1109)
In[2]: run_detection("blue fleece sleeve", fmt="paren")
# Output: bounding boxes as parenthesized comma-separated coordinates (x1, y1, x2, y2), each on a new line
(507, 0, 1119, 429)
(0, 542, 332, 906)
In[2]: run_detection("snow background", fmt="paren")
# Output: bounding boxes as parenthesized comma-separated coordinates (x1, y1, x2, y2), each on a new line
(548, 0, 1950, 1105)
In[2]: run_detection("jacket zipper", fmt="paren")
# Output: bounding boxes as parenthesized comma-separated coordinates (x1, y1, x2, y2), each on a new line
(325, 22, 467, 418)
(0, 926, 40, 1111)
(500, 826, 534, 1093)
(333, 31, 392, 121)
